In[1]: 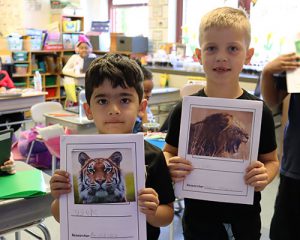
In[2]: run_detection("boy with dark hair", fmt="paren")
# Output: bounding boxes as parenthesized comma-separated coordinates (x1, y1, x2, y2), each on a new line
(163, 7, 279, 240)
(132, 59, 155, 132)
(50, 53, 175, 239)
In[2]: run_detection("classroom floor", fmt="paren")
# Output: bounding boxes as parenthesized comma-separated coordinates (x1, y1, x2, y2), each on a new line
(1, 117, 282, 240)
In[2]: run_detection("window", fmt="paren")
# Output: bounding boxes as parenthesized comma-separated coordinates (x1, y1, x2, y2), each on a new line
(181, 0, 238, 56)
(109, 0, 149, 37)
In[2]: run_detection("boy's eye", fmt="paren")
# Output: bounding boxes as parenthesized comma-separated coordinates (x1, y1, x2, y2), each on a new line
(97, 99, 108, 105)
(228, 46, 239, 53)
(120, 98, 131, 104)
(205, 46, 216, 52)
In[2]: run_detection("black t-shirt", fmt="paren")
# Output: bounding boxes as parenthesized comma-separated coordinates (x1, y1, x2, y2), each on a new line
(165, 89, 277, 223)
(144, 140, 175, 239)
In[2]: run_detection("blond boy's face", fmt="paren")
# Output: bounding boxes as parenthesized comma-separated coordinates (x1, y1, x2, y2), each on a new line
(196, 27, 254, 85)
(84, 80, 146, 134)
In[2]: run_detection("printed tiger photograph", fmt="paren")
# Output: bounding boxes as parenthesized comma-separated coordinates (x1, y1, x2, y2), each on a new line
(71, 149, 136, 204)
(187, 108, 253, 160)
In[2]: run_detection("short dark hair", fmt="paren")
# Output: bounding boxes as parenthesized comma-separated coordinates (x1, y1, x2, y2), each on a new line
(134, 59, 153, 81)
(85, 53, 144, 105)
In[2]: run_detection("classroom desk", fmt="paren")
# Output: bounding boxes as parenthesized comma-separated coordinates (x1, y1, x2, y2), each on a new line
(44, 110, 97, 134)
(63, 73, 85, 86)
(0, 91, 47, 115)
(148, 87, 180, 125)
(0, 161, 53, 239)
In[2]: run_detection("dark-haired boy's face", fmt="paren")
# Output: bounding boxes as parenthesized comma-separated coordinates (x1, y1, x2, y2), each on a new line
(84, 80, 146, 134)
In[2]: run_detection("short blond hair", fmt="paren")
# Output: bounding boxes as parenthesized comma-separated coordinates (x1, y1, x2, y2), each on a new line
(199, 7, 251, 47)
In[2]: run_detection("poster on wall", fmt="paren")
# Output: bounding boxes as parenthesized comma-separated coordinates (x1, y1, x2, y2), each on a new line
(175, 96, 263, 205)
(60, 134, 146, 240)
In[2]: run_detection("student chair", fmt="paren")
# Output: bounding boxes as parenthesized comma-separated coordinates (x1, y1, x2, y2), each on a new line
(30, 101, 63, 124)
(180, 78, 206, 98)
(26, 102, 63, 172)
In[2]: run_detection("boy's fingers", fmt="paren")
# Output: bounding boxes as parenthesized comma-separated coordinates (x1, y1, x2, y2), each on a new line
(51, 182, 71, 190)
(50, 175, 70, 184)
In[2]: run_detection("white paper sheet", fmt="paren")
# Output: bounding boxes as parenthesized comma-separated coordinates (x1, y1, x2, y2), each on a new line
(176, 96, 262, 205)
(287, 68, 300, 93)
(60, 134, 146, 240)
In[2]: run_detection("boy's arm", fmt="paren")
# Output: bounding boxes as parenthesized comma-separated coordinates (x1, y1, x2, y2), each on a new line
(138, 188, 174, 227)
(146, 203, 174, 227)
(51, 199, 60, 222)
(245, 149, 279, 192)
(163, 143, 178, 164)
(261, 53, 300, 108)
(163, 143, 193, 183)
(50, 170, 71, 222)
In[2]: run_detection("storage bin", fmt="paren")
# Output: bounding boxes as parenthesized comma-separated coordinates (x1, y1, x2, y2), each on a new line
(12, 52, 28, 61)
(7, 36, 23, 51)
(45, 76, 56, 86)
(23, 36, 42, 51)
(14, 64, 28, 75)
(116, 36, 148, 53)
(46, 88, 57, 98)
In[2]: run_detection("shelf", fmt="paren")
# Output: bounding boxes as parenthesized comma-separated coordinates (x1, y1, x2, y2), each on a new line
(13, 74, 31, 77)
(46, 96, 60, 100)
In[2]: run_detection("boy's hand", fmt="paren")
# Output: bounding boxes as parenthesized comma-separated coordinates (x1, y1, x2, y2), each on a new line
(168, 156, 193, 182)
(264, 52, 300, 74)
(244, 161, 268, 192)
(1, 159, 16, 174)
(50, 170, 71, 199)
(138, 188, 160, 216)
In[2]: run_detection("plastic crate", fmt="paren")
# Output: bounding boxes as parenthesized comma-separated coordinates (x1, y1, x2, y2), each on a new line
(7, 37, 23, 50)
(46, 87, 57, 98)
(45, 76, 56, 86)
(12, 52, 28, 61)
(14, 64, 28, 75)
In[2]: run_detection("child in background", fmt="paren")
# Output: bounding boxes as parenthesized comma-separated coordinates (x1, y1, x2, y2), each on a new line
(62, 35, 96, 76)
(50, 53, 175, 239)
(133, 59, 155, 132)
(1, 154, 16, 174)
(163, 7, 279, 240)
(260, 53, 300, 240)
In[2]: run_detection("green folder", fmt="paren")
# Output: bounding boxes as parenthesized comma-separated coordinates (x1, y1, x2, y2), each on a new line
(0, 169, 46, 199)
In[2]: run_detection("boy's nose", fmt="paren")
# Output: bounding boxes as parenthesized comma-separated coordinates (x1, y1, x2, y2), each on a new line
(108, 104, 120, 115)
(216, 52, 228, 62)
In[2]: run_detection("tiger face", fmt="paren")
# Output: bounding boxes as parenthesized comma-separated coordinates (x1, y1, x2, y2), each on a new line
(78, 151, 126, 204)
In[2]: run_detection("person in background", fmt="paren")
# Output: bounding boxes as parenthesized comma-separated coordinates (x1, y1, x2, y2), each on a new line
(163, 7, 279, 240)
(0, 57, 25, 132)
(1, 154, 16, 174)
(49, 53, 175, 239)
(133, 59, 155, 133)
(62, 35, 96, 76)
(261, 53, 300, 240)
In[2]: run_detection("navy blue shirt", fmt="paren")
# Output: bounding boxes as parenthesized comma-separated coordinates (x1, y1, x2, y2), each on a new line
(275, 73, 300, 180)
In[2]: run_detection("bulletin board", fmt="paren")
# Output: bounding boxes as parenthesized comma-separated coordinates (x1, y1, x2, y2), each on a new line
(0, 0, 24, 36)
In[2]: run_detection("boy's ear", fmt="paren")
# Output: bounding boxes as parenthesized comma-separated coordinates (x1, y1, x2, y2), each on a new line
(138, 99, 147, 116)
(245, 48, 254, 64)
(195, 48, 202, 64)
(83, 102, 93, 120)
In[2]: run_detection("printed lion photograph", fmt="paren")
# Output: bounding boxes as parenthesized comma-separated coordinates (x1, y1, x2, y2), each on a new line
(72, 150, 135, 204)
(187, 109, 252, 159)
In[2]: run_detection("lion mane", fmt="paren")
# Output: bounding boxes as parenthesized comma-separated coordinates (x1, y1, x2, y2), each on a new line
(188, 113, 249, 158)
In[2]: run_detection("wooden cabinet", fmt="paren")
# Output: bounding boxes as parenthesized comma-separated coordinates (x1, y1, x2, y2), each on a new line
(11, 50, 63, 101)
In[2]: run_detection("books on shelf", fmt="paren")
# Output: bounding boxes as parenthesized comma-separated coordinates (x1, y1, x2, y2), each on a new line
(0, 169, 46, 199)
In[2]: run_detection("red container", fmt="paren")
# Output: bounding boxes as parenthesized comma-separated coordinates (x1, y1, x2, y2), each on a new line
(46, 88, 56, 98)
